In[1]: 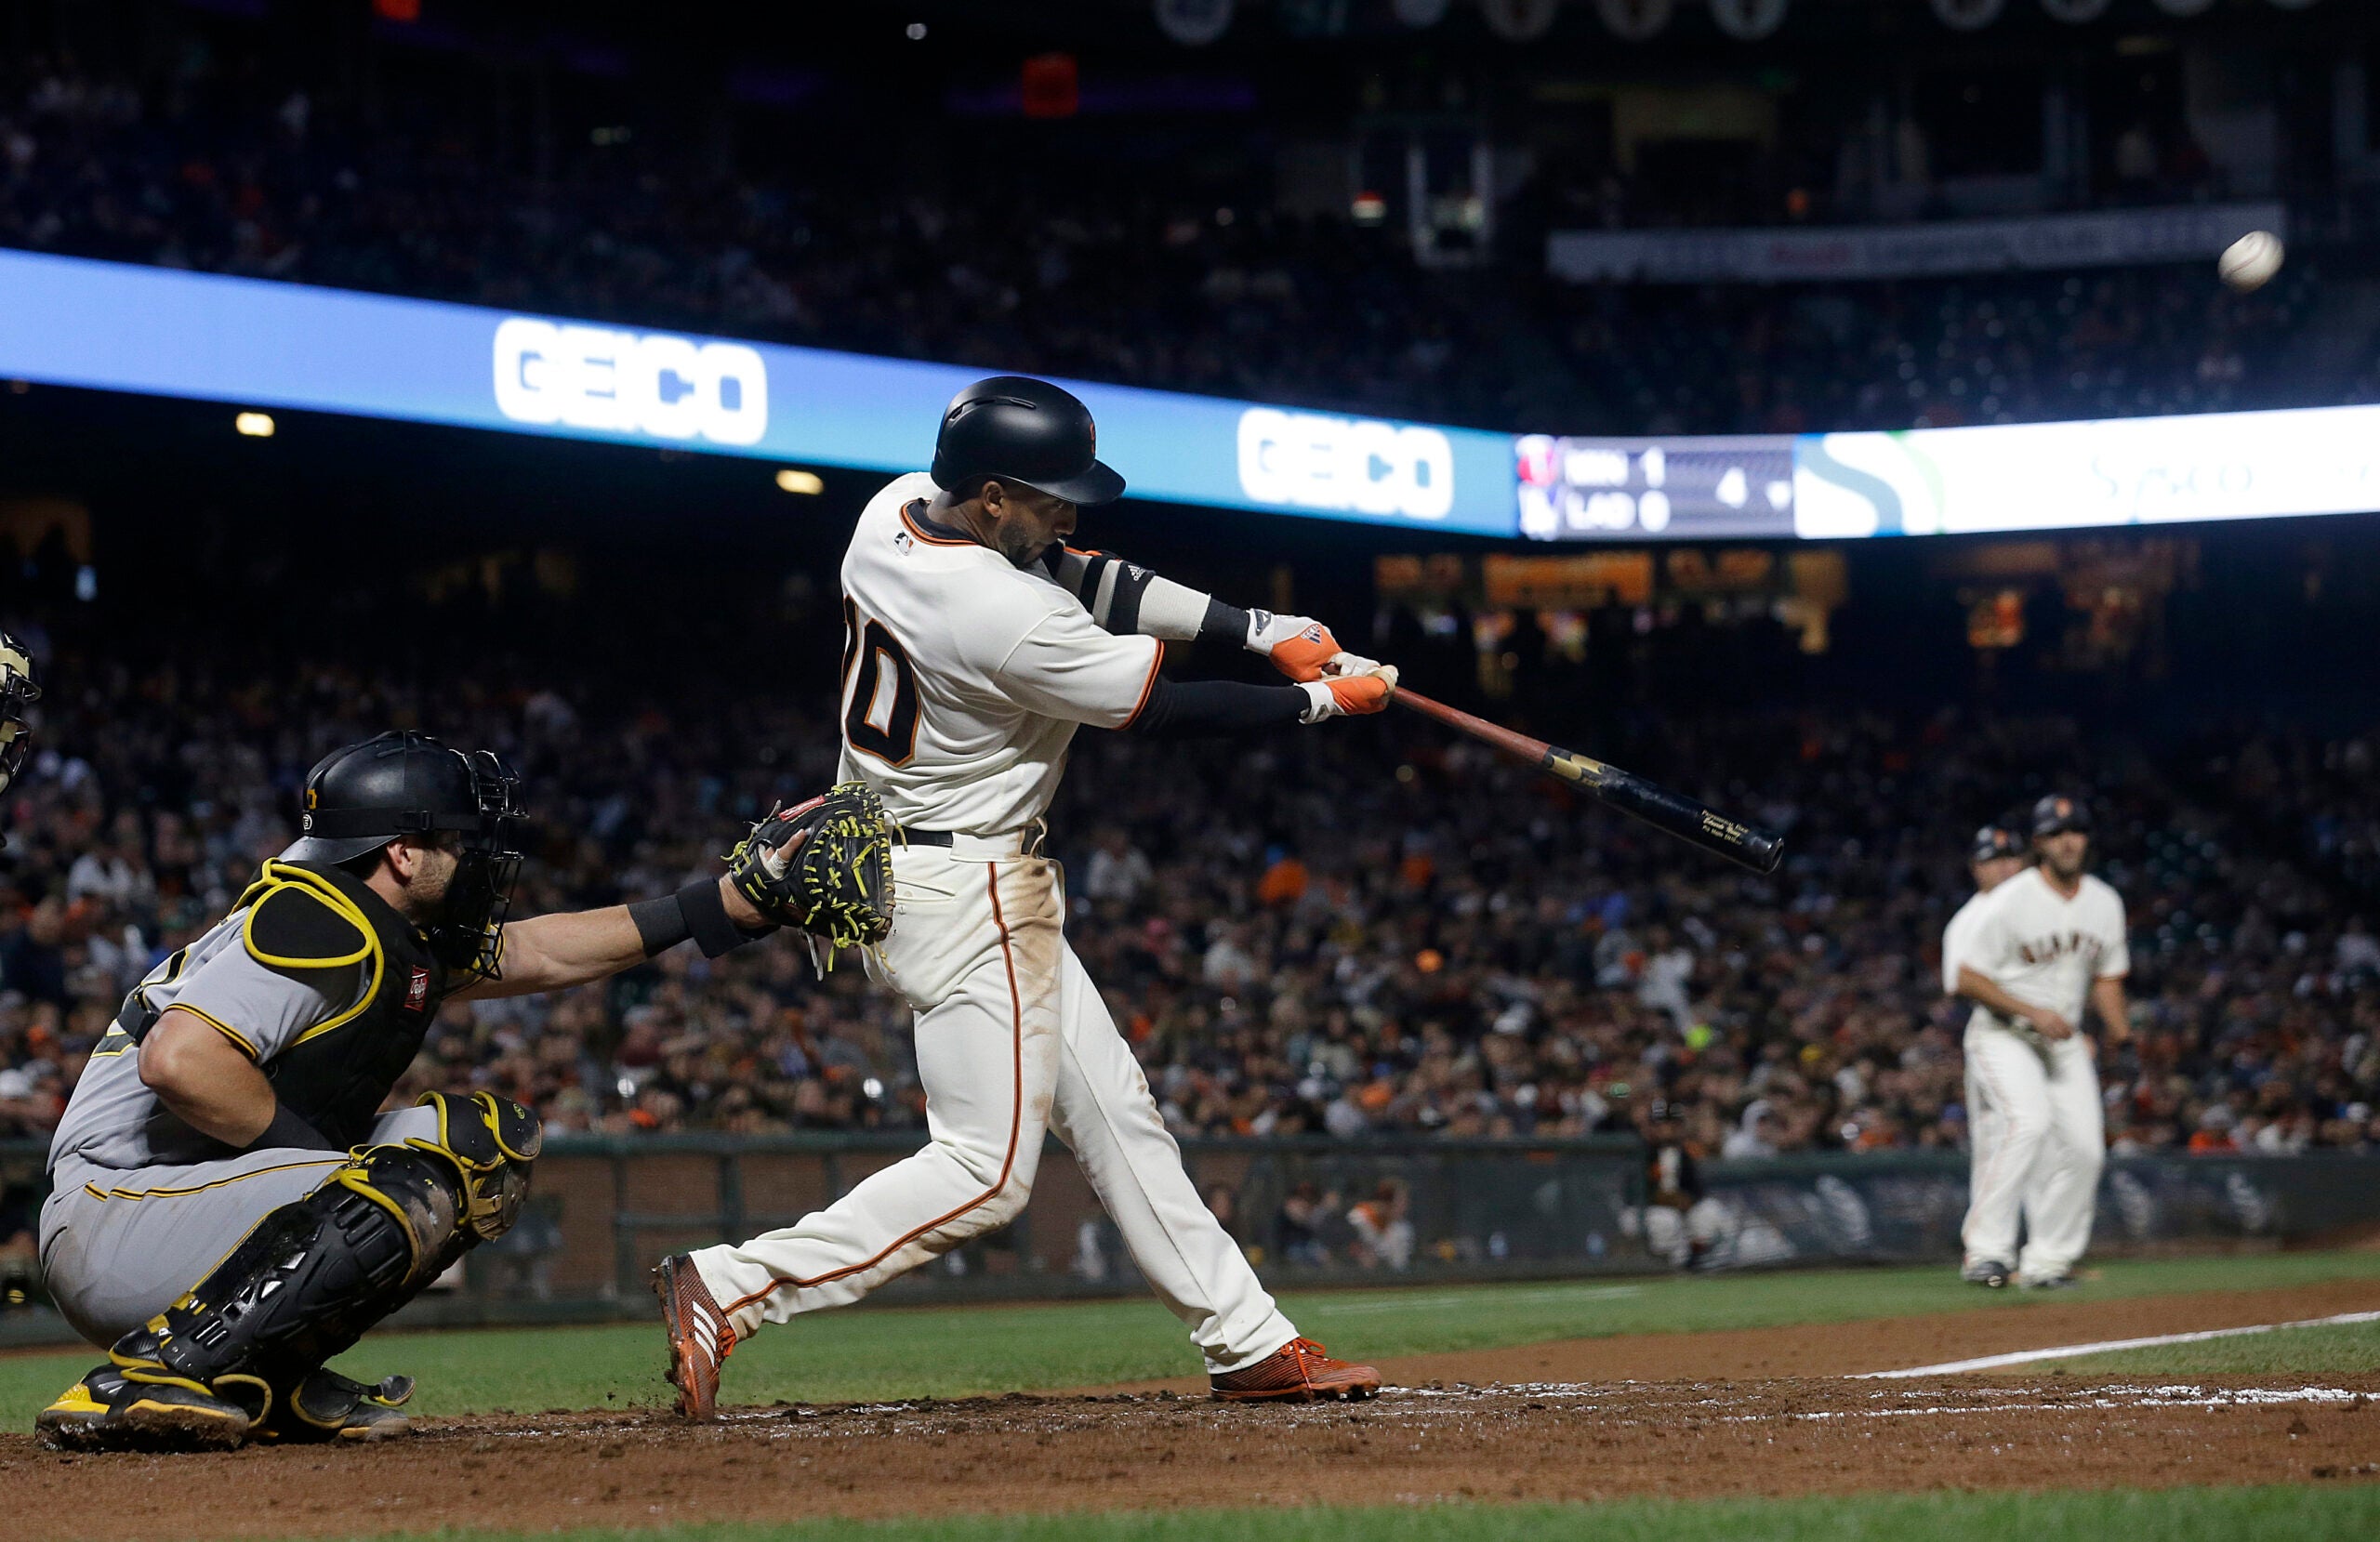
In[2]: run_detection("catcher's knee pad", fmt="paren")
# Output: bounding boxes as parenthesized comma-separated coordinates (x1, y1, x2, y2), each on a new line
(407, 1090, 542, 1241)
(112, 1145, 463, 1388)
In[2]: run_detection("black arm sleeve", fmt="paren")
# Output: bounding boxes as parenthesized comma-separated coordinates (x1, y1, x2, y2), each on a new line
(1198, 595, 1251, 647)
(1126, 676, 1307, 739)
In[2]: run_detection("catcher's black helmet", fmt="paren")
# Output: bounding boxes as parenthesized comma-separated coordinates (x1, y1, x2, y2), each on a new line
(285, 731, 524, 982)
(0, 630, 39, 798)
(929, 376, 1125, 507)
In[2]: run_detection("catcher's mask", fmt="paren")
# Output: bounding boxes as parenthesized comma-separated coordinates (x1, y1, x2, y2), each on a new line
(285, 731, 525, 984)
(0, 630, 38, 802)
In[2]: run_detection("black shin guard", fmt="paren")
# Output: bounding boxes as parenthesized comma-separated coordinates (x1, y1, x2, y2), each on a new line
(113, 1145, 463, 1387)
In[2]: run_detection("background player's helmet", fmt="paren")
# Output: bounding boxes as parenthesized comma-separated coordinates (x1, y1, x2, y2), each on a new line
(1967, 824, 2024, 863)
(0, 630, 39, 799)
(2030, 793, 2093, 838)
(285, 731, 525, 982)
(929, 376, 1126, 507)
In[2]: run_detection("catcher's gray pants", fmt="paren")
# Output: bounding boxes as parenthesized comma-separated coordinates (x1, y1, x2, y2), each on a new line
(38, 1106, 439, 1348)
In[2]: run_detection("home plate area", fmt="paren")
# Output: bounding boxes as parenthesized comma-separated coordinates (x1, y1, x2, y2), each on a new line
(7, 1373, 2376, 1537)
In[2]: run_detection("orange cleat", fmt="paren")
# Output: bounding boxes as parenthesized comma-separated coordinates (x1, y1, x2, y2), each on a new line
(1209, 1338, 1381, 1403)
(652, 1254, 737, 1420)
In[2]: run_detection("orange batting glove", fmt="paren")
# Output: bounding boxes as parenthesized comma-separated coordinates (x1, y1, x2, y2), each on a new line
(1247, 610, 1342, 682)
(1298, 663, 1399, 721)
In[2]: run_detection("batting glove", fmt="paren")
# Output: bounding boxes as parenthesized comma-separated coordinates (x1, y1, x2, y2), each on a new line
(1247, 610, 1342, 682)
(1298, 663, 1398, 722)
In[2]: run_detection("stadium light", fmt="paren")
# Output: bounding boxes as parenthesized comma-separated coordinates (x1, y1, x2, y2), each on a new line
(775, 468, 825, 494)
(234, 412, 274, 437)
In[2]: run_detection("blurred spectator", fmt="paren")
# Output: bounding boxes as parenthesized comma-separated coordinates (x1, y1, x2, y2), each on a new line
(1346, 1180, 1414, 1272)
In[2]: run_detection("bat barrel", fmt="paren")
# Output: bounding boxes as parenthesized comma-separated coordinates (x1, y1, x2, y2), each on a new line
(1391, 688, 1784, 875)
(1586, 766, 1785, 875)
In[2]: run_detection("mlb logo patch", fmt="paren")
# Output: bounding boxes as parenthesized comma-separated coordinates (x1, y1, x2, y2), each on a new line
(405, 967, 430, 1012)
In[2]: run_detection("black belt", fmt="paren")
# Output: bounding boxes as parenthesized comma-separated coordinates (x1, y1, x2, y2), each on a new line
(895, 822, 1048, 855)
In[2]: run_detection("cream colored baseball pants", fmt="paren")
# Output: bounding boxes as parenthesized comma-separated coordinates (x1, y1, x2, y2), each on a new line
(689, 845, 1297, 1372)
(1961, 1021, 2104, 1280)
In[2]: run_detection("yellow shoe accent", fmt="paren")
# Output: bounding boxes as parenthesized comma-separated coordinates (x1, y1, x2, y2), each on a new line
(120, 1367, 218, 1398)
(40, 1380, 106, 1417)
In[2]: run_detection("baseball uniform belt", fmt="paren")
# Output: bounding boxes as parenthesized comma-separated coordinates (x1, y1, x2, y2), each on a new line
(897, 821, 1048, 860)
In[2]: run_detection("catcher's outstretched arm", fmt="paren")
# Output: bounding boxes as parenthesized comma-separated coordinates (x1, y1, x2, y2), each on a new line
(451, 874, 777, 1002)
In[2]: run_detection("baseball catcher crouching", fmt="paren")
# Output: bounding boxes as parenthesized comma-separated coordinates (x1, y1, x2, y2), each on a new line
(36, 731, 800, 1450)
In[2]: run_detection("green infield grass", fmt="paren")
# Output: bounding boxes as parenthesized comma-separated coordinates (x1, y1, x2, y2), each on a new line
(2, 1248, 2374, 1426)
(2045, 1314, 2380, 1378)
(325, 1485, 2380, 1542)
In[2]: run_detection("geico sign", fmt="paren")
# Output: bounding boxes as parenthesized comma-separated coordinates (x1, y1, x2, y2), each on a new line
(492, 318, 768, 445)
(1236, 408, 1455, 521)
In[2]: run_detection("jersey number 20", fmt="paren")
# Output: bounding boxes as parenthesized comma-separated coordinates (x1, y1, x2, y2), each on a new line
(841, 598, 920, 765)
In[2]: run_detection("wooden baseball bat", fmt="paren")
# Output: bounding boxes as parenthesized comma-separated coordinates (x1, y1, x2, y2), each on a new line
(1390, 687, 1786, 874)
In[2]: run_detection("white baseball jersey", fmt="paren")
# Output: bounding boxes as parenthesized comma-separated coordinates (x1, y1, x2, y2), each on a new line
(1940, 889, 1995, 994)
(1961, 865, 2129, 1027)
(835, 473, 1162, 836)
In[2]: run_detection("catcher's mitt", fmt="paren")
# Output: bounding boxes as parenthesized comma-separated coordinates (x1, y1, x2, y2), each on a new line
(726, 782, 895, 952)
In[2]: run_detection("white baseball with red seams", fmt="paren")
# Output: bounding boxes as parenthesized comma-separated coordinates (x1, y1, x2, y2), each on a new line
(683, 473, 1302, 1372)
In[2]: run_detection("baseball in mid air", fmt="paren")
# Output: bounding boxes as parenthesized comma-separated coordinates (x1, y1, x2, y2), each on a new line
(2217, 230, 2284, 293)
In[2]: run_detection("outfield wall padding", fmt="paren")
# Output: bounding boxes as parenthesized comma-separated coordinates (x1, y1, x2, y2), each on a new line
(2, 1137, 2376, 1341)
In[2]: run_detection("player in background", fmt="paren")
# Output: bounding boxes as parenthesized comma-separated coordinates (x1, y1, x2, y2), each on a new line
(1637, 1100, 1727, 1271)
(1953, 795, 2130, 1290)
(655, 376, 1396, 1413)
(0, 631, 38, 845)
(1942, 821, 2031, 1288)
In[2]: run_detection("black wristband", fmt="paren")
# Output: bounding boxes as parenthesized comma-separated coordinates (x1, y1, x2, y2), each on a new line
(677, 877, 773, 958)
(249, 1102, 336, 1153)
(628, 892, 694, 957)
(1199, 596, 1251, 647)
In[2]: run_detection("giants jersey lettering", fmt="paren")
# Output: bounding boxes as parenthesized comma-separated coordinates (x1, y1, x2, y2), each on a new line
(1964, 865, 2129, 1028)
(834, 473, 1163, 835)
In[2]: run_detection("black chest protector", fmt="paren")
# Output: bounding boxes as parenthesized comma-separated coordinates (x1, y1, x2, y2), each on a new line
(225, 861, 450, 1148)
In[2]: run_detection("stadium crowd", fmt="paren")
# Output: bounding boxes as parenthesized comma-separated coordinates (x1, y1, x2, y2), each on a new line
(0, 54, 2367, 436)
(0, 624, 2373, 1184)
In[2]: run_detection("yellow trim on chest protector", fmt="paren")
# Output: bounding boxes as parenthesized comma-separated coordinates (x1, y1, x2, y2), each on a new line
(241, 863, 375, 969)
(235, 861, 387, 1045)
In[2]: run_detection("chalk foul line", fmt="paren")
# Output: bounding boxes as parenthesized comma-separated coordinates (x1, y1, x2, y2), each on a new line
(1858, 1309, 2380, 1378)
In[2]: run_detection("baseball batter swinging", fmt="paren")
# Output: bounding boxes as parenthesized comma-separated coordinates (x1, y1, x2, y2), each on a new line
(1952, 794, 2130, 1290)
(655, 376, 1395, 1411)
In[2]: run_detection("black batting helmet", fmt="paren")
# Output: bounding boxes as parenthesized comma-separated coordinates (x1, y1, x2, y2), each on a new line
(1967, 824, 2024, 864)
(285, 731, 525, 982)
(930, 376, 1125, 507)
(2030, 792, 2093, 838)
